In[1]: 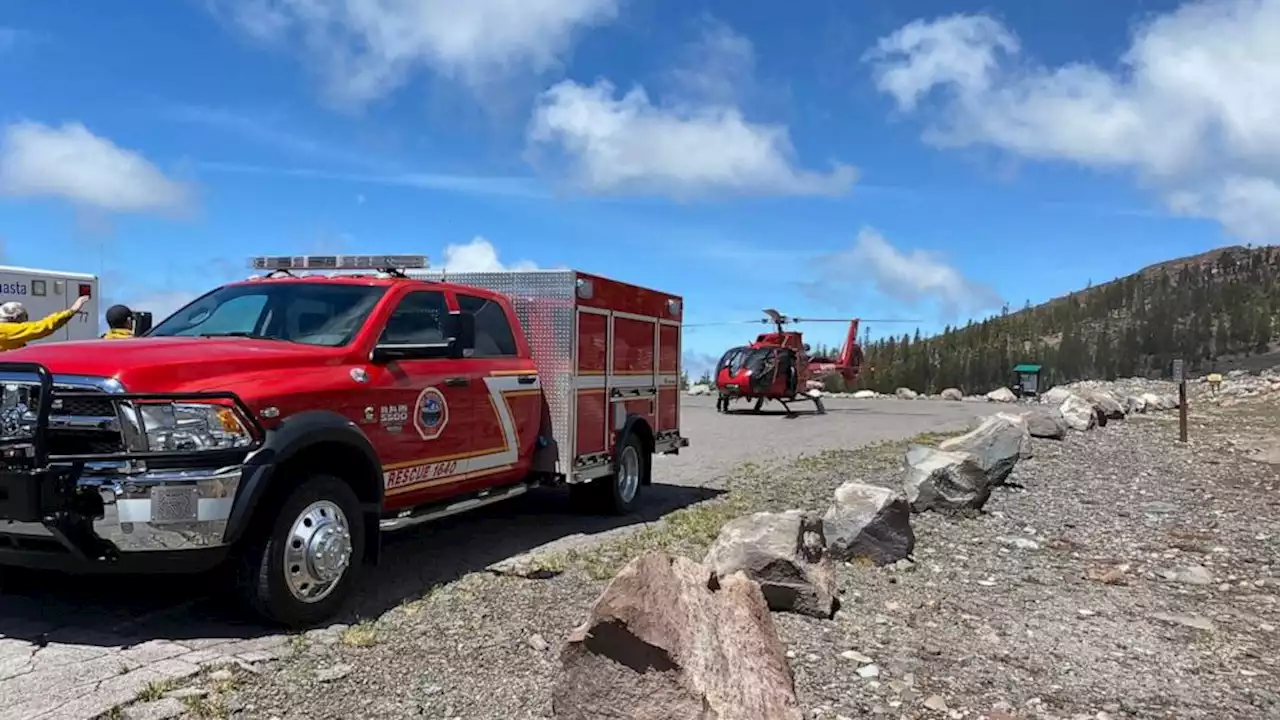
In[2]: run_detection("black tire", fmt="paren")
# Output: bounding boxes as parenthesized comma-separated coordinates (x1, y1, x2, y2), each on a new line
(233, 474, 365, 628)
(569, 433, 649, 516)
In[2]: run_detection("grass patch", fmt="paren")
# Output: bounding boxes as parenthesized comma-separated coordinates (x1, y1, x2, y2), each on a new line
(135, 678, 178, 702)
(98, 707, 125, 720)
(339, 619, 379, 647)
(182, 695, 231, 720)
(551, 427, 963, 582)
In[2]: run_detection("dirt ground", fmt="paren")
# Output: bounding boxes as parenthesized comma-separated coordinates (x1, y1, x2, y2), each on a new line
(133, 387, 1280, 720)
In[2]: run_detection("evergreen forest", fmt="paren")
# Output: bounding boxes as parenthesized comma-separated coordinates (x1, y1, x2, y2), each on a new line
(810, 245, 1280, 395)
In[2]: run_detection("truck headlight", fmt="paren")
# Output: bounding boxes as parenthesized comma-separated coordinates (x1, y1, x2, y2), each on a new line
(130, 402, 255, 452)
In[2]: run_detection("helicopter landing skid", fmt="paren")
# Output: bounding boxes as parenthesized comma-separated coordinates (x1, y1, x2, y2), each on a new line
(716, 393, 825, 415)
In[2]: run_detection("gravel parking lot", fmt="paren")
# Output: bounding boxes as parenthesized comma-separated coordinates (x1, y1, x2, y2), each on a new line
(0, 395, 1002, 720)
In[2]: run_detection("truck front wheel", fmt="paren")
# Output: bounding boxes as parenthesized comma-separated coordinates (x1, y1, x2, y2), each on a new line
(233, 474, 365, 628)
(570, 432, 649, 516)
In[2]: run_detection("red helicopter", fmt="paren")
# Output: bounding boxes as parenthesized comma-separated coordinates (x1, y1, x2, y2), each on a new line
(691, 309, 916, 415)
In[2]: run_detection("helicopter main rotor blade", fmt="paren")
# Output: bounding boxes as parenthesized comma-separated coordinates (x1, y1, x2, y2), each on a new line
(683, 319, 773, 328)
(793, 317, 923, 323)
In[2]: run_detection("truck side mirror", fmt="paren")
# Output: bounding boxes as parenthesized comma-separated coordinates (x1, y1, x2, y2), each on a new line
(134, 311, 153, 335)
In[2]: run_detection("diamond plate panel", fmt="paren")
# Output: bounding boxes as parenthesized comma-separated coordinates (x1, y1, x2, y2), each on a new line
(411, 270, 578, 466)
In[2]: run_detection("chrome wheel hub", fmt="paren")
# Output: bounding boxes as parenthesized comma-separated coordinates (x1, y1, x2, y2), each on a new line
(284, 500, 352, 603)
(617, 445, 641, 504)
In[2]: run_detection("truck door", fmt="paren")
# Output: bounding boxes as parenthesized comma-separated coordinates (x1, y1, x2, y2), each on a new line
(366, 288, 475, 511)
(454, 291, 538, 492)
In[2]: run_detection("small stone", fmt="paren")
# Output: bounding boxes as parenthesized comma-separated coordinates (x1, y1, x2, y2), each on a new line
(997, 536, 1040, 550)
(924, 695, 948, 711)
(1151, 612, 1216, 632)
(840, 650, 874, 664)
(786, 650, 797, 659)
(315, 663, 354, 682)
(527, 633, 549, 652)
(164, 687, 209, 700)
(125, 698, 185, 720)
(209, 669, 235, 682)
(856, 664, 881, 679)
(1078, 609, 1097, 618)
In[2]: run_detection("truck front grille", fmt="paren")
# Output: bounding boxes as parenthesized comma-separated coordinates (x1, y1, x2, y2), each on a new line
(1, 382, 125, 457)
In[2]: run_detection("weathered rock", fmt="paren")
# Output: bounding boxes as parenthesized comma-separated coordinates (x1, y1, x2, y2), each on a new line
(687, 383, 712, 396)
(1059, 394, 1097, 431)
(985, 386, 1017, 403)
(1043, 386, 1074, 405)
(852, 389, 878, 399)
(938, 414, 1027, 485)
(552, 552, 804, 720)
(1085, 391, 1126, 419)
(1124, 395, 1147, 414)
(901, 445, 992, 512)
(704, 510, 838, 619)
(1141, 392, 1176, 410)
(940, 387, 963, 401)
(895, 387, 919, 400)
(1017, 406, 1067, 440)
(822, 482, 914, 565)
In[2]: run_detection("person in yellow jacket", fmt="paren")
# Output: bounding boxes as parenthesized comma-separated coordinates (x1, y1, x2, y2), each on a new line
(0, 294, 91, 351)
(101, 304, 135, 339)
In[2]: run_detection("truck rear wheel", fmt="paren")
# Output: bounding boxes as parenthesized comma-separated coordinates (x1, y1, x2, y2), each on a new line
(233, 474, 365, 628)
(570, 433, 649, 515)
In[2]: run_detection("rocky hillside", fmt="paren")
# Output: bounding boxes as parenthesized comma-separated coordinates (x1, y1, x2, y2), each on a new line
(829, 245, 1280, 396)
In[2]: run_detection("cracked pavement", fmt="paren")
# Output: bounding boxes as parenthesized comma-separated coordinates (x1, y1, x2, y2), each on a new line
(0, 395, 997, 720)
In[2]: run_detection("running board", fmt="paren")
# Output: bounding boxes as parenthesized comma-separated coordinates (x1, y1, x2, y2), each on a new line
(379, 483, 530, 532)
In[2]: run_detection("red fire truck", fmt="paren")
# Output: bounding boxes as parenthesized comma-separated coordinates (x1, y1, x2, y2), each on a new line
(0, 255, 687, 626)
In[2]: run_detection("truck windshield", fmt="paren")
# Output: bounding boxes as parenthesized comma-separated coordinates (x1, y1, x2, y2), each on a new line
(148, 283, 388, 347)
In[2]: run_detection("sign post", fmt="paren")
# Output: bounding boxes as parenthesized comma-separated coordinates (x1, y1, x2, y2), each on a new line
(1173, 359, 1188, 443)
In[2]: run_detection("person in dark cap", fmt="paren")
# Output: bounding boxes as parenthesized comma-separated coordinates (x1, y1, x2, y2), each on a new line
(101, 304, 135, 339)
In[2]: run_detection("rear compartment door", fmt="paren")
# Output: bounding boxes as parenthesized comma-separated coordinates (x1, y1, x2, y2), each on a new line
(365, 288, 476, 510)
(453, 291, 539, 492)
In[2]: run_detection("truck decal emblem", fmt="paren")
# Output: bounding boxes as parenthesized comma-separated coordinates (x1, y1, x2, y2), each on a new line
(363, 406, 376, 423)
(380, 404, 408, 430)
(384, 459, 459, 490)
(413, 387, 449, 440)
(350, 368, 369, 383)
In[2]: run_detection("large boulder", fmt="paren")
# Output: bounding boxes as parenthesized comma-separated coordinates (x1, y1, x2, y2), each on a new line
(937, 413, 1028, 486)
(1084, 391, 1126, 419)
(940, 387, 963, 401)
(703, 510, 837, 619)
(901, 445, 993, 512)
(895, 387, 919, 400)
(1043, 387, 1074, 405)
(687, 384, 712, 396)
(852, 389, 878, 399)
(1141, 392, 1178, 410)
(985, 386, 1017, 403)
(1017, 407, 1067, 440)
(552, 552, 804, 720)
(1124, 395, 1147, 414)
(1059, 394, 1097, 431)
(822, 482, 914, 565)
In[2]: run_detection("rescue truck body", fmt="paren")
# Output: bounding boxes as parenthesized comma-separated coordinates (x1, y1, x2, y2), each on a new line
(0, 255, 687, 626)
(0, 265, 98, 343)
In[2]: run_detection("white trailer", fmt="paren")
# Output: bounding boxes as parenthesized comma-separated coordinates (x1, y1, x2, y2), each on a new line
(0, 265, 99, 344)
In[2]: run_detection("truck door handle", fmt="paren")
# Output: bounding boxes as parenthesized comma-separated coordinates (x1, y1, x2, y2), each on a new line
(517, 375, 536, 385)
(445, 376, 469, 387)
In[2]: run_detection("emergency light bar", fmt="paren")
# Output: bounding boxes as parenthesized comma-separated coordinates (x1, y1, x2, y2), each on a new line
(250, 255, 428, 271)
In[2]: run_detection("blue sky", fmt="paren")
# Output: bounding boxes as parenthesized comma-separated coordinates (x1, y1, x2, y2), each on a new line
(1, 0, 1274, 376)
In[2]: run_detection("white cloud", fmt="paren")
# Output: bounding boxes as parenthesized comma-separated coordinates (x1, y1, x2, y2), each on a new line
(440, 236, 537, 272)
(527, 24, 856, 198)
(811, 227, 1002, 319)
(865, 0, 1280, 240)
(0, 121, 192, 215)
(211, 0, 620, 105)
